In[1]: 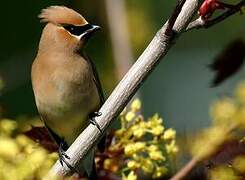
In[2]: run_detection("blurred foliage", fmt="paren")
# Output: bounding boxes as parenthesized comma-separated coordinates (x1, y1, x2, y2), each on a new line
(96, 99, 178, 179)
(189, 81, 245, 179)
(0, 118, 58, 180)
(0, 98, 178, 180)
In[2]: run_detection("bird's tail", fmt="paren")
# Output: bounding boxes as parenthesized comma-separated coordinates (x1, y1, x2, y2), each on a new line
(79, 148, 97, 179)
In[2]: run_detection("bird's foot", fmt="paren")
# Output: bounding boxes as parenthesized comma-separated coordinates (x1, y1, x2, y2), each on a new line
(89, 111, 102, 133)
(58, 139, 77, 173)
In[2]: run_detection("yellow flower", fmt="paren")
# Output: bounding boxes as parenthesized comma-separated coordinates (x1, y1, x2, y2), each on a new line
(233, 155, 245, 174)
(210, 166, 239, 180)
(36, 158, 57, 179)
(0, 119, 60, 180)
(133, 128, 145, 138)
(147, 145, 159, 152)
(152, 166, 168, 178)
(240, 136, 245, 143)
(0, 119, 17, 135)
(141, 159, 154, 173)
(233, 108, 245, 128)
(235, 82, 245, 104)
(127, 160, 139, 170)
(191, 126, 227, 160)
(166, 140, 178, 154)
(24, 144, 37, 154)
(103, 159, 119, 172)
(48, 152, 58, 160)
(149, 150, 165, 161)
(152, 125, 164, 136)
(163, 128, 176, 140)
(0, 137, 19, 159)
(126, 112, 136, 122)
(16, 135, 34, 148)
(131, 99, 141, 112)
(124, 143, 137, 156)
(134, 142, 146, 151)
(210, 98, 237, 124)
(16, 148, 48, 179)
(131, 124, 145, 138)
(115, 128, 126, 137)
(27, 148, 47, 166)
(125, 144, 135, 156)
(139, 121, 147, 128)
(103, 159, 112, 170)
(147, 114, 163, 128)
(123, 171, 137, 180)
(110, 101, 177, 179)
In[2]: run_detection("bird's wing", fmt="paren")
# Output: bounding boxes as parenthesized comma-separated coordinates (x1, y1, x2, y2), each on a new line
(82, 52, 107, 152)
(83, 53, 105, 106)
(39, 112, 69, 150)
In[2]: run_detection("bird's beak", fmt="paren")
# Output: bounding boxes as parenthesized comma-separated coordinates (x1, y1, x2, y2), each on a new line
(90, 25, 101, 32)
(82, 25, 101, 39)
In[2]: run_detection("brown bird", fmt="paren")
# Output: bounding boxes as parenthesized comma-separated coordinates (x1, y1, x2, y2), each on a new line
(31, 6, 105, 178)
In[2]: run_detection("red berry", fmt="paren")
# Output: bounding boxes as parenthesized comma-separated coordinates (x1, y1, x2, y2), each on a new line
(199, 0, 225, 19)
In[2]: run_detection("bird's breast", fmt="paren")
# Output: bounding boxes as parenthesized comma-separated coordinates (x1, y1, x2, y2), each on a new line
(43, 66, 99, 118)
(32, 55, 100, 143)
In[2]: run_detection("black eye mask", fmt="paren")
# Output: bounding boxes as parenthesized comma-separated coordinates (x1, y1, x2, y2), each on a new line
(63, 24, 93, 36)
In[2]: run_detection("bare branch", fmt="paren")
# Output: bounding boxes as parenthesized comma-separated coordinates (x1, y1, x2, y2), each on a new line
(186, 0, 245, 31)
(166, 0, 187, 35)
(45, 0, 198, 178)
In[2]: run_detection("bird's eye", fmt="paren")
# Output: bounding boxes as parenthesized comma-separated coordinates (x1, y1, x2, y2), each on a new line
(63, 24, 93, 36)
(64, 25, 78, 35)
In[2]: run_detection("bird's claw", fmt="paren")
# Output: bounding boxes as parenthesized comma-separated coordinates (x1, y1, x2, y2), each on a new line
(89, 111, 102, 133)
(58, 139, 76, 173)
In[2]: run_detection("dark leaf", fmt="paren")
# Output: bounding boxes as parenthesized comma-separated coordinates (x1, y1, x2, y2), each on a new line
(24, 126, 58, 152)
(210, 39, 245, 87)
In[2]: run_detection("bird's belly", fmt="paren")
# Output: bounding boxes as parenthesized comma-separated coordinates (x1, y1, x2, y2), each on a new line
(37, 80, 100, 144)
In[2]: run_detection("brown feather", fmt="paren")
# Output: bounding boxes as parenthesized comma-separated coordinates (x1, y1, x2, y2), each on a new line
(38, 6, 88, 26)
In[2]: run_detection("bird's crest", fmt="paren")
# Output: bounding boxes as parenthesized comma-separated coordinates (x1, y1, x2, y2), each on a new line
(39, 6, 88, 26)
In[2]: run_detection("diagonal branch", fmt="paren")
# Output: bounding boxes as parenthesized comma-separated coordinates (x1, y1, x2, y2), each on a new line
(186, 0, 245, 31)
(45, 0, 198, 178)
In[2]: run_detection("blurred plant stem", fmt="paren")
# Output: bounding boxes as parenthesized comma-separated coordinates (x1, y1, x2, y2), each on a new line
(170, 158, 199, 180)
(104, 0, 134, 81)
(170, 122, 239, 180)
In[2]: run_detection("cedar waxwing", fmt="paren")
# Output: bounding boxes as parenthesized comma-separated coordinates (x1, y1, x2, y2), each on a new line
(31, 6, 105, 178)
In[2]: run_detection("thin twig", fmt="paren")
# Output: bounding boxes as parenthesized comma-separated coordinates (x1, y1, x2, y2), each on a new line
(45, 0, 198, 178)
(170, 124, 239, 180)
(166, 0, 187, 35)
(186, 0, 245, 31)
(170, 158, 199, 180)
